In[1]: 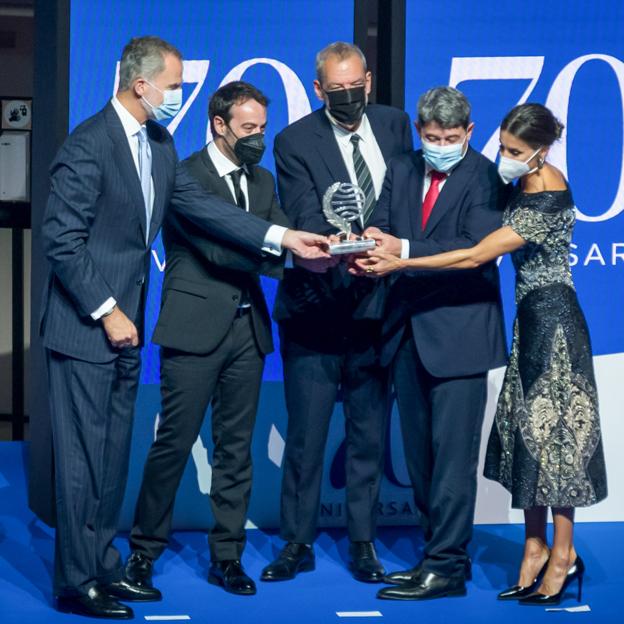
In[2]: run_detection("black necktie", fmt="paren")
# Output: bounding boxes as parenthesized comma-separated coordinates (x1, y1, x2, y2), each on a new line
(228, 168, 251, 307)
(229, 168, 247, 210)
(350, 134, 376, 225)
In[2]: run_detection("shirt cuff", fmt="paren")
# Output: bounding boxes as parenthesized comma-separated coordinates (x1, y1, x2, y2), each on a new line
(91, 297, 117, 321)
(400, 239, 410, 260)
(262, 225, 288, 256)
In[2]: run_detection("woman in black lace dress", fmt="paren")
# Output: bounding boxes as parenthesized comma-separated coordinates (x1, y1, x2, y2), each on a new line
(355, 104, 607, 605)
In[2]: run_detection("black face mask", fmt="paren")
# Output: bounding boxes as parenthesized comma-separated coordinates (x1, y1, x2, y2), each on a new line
(227, 126, 266, 165)
(326, 86, 366, 125)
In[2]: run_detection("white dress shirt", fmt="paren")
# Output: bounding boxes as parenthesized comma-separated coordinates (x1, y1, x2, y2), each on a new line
(92, 101, 286, 320)
(327, 111, 387, 200)
(110, 96, 156, 207)
(207, 141, 251, 209)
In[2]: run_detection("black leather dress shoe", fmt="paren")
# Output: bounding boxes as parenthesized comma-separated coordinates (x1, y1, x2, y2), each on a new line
(208, 560, 256, 595)
(260, 543, 315, 581)
(349, 542, 385, 583)
(56, 585, 134, 619)
(377, 571, 467, 601)
(384, 558, 472, 585)
(106, 578, 162, 602)
(383, 563, 424, 586)
(124, 551, 155, 587)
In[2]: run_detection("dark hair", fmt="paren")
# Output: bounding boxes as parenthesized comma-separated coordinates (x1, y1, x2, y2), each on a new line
(118, 36, 182, 91)
(209, 81, 269, 134)
(501, 103, 564, 148)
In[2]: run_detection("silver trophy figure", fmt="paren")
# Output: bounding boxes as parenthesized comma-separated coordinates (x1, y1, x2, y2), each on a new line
(322, 182, 377, 255)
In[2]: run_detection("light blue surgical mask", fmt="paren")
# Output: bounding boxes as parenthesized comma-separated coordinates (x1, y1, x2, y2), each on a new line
(141, 80, 183, 121)
(421, 135, 468, 172)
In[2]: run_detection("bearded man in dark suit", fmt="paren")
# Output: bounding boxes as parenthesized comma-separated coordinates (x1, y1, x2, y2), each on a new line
(128, 81, 290, 597)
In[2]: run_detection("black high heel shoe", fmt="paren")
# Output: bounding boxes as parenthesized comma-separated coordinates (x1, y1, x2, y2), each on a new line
(497, 558, 549, 600)
(519, 556, 585, 606)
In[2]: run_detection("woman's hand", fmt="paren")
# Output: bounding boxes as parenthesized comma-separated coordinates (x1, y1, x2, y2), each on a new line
(350, 251, 405, 278)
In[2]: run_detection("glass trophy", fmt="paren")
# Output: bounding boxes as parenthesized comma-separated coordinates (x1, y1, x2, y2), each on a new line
(322, 182, 376, 255)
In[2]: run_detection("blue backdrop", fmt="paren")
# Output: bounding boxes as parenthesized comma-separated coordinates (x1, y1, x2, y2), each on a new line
(69, 0, 364, 530)
(70, 0, 354, 383)
(67, 0, 624, 530)
(405, 0, 624, 357)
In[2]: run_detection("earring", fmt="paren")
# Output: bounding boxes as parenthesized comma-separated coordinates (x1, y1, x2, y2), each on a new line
(538, 156, 545, 169)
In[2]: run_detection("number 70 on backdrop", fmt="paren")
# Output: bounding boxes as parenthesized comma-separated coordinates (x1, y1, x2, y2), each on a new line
(114, 53, 624, 223)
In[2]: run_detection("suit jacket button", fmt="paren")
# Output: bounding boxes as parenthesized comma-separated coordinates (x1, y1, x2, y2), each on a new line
(136, 277, 145, 285)
(232, 295, 239, 301)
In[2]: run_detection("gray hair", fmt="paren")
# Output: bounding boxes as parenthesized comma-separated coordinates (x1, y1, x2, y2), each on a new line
(315, 41, 367, 84)
(118, 36, 182, 91)
(417, 86, 471, 129)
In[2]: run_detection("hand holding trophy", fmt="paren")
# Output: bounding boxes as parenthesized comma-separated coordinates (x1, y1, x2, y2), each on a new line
(322, 182, 377, 255)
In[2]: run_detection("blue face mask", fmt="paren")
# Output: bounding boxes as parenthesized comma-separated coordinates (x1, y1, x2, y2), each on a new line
(421, 135, 468, 172)
(141, 80, 183, 121)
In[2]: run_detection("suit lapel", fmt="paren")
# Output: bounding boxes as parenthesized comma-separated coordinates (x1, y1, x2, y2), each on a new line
(147, 131, 168, 247)
(246, 167, 264, 216)
(366, 106, 392, 164)
(198, 147, 237, 203)
(313, 109, 351, 183)
(408, 152, 425, 241)
(423, 147, 478, 236)
(104, 103, 146, 240)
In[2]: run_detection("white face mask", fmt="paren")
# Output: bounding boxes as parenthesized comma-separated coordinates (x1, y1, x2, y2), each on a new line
(141, 80, 183, 121)
(498, 147, 543, 184)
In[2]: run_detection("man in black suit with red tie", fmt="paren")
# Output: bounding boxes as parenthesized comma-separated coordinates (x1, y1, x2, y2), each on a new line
(260, 42, 413, 584)
(359, 87, 509, 600)
(127, 81, 290, 597)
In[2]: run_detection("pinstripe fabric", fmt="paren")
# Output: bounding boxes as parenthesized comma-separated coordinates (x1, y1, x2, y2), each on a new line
(40, 102, 271, 364)
(38, 101, 277, 596)
(47, 348, 140, 595)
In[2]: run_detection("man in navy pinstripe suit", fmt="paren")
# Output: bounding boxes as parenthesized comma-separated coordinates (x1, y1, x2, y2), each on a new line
(40, 36, 327, 619)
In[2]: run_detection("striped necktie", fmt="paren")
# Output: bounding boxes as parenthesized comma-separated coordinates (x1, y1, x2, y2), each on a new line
(136, 127, 153, 243)
(350, 133, 376, 226)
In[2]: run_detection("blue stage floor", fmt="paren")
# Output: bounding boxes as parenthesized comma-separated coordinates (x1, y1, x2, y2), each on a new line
(1, 442, 622, 622)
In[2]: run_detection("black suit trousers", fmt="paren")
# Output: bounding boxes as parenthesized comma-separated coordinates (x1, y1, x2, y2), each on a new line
(47, 347, 140, 596)
(279, 322, 390, 544)
(392, 327, 487, 578)
(130, 313, 264, 562)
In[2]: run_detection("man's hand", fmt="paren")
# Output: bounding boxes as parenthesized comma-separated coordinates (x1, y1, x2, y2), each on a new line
(362, 227, 402, 257)
(282, 229, 330, 259)
(101, 306, 139, 349)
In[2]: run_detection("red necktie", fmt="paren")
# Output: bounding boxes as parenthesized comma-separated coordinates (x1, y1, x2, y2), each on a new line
(421, 170, 446, 230)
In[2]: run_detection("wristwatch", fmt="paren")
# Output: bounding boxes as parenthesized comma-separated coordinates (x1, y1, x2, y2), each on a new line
(101, 304, 116, 318)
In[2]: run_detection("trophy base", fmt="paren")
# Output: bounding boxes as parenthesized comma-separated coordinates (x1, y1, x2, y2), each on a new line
(328, 238, 376, 255)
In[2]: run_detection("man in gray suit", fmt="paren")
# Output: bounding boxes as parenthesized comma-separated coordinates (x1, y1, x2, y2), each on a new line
(40, 36, 327, 619)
